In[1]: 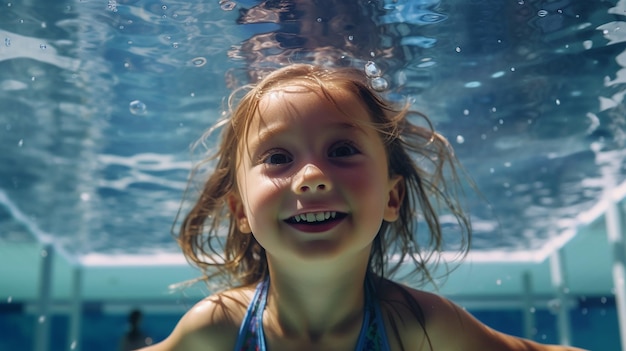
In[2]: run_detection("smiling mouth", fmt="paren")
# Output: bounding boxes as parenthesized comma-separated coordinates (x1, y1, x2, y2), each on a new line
(285, 211, 347, 224)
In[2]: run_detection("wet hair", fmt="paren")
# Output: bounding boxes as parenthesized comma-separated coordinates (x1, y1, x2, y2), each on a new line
(177, 63, 471, 290)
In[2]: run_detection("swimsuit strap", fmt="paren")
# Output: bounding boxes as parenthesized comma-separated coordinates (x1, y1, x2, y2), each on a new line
(234, 276, 390, 351)
(234, 277, 269, 351)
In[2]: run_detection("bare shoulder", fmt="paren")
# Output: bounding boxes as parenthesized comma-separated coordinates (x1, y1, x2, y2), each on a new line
(141, 286, 255, 351)
(378, 281, 588, 351)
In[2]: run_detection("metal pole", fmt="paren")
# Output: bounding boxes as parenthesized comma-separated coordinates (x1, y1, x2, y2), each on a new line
(549, 248, 571, 345)
(522, 271, 536, 340)
(606, 198, 626, 351)
(67, 266, 83, 351)
(34, 243, 53, 351)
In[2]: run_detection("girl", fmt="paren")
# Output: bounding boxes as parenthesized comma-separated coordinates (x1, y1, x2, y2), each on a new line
(144, 64, 587, 350)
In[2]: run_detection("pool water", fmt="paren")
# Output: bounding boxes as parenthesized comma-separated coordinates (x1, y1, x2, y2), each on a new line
(1, 0, 625, 349)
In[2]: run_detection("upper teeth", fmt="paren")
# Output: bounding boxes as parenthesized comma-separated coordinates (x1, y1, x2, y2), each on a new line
(293, 211, 337, 223)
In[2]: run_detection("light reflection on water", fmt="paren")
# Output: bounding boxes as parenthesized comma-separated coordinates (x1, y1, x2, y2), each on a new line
(0, 0, 624, 259)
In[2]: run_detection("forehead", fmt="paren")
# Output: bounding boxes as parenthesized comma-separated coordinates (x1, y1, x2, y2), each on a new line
(252, 83, 372, 128)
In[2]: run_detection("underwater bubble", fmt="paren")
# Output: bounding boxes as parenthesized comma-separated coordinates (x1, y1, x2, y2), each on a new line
(129, 100, 147, 115)
(369, 77, 388, 92)
(555, 99, 561, 105)
(161, 5, 167, 10)
(17, 139, 23, 147)
(455, 46, 461, 53)
(464, 81, 481, 88)
(80, 192, 90, 201)
(496, 279, 502, 285)
(190, 57, 206, 67)
(171, 42, 179, 48)
(7, 296, 12, 303)
(40, 44, 46, 50)
(70, 341, 77, 349)
(456, 135, 465, 144)
(220, 1, 236, 11)
(5, 37, 10, 47)
(41, 249, 48, 257)
(39, 315, 45, 323)
(537, 9, 548, 17)
(364, 61, 382, 78)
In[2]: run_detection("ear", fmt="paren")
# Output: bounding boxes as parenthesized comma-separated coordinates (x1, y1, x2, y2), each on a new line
(227, 193, 252, 234)
(383, 175, 404, 222)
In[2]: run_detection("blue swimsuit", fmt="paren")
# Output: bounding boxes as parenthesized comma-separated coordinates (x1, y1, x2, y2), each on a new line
(234, 277, 391, 351)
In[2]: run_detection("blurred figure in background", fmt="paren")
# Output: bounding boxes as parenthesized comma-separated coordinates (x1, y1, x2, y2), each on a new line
(119, 309, 152, 351)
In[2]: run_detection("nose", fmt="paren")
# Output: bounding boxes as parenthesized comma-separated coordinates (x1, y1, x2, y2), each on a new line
(293, 164, 332, 194)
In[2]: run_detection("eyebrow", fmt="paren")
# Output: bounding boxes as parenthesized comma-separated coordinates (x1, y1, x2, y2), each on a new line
(251, 121, 367, 149)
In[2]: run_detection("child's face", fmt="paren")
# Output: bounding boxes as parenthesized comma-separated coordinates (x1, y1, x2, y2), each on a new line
(229, 84, 403, 265)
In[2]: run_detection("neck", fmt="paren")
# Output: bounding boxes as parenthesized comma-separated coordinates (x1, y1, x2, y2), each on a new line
(264, 253, 371, 339)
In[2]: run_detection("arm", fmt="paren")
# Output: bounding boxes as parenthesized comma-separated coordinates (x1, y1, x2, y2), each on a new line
(410, 289, 589, 351)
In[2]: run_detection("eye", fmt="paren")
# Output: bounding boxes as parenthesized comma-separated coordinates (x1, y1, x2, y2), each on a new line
(329, 142, 360, 158)
(261, 150, 293, 165)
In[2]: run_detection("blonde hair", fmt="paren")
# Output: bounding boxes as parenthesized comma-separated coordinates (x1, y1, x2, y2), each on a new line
(177, 64, 471, 289)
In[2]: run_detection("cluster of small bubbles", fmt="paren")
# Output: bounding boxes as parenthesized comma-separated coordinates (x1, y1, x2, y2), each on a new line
(190, 57, 206, 67)
(107, 0, 118, 12)
(129, 100, 147, 115)
(456, 135, 465, 144)
(537, 9, 548, 17)
(369, 77, 388, 92)
(5, 37, 10, 47)
(365, 61, 382, 78)
(220, 1, 236, 11)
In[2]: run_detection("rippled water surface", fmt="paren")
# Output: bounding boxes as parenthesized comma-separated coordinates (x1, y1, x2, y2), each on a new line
(1, 0, 626, 257)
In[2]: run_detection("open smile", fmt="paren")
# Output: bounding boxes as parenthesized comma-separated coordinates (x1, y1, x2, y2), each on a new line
(285, 211, 347, 224)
